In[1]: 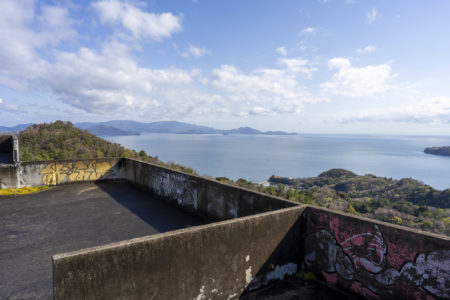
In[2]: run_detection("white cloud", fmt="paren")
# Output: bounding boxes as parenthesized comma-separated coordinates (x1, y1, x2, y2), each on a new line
(211, 61, 327, 116)
(321, 57, 393, 97)
(301, 27, 317, 35)
(277, 57, 317, 78)
(0, 1, 217, 120)
(92, 0, 182, 40)
(0, 0, 329, 122)
(340, 97, 450, 124)
(181, 44, 211, 58)
(357, 45, 376, 54)
(367, 8, 378, 24)
(44, 41, 201, 115)
(276, 46, 287, 56)
(0, 0, 75, 90)
(0, 98, 21, 112)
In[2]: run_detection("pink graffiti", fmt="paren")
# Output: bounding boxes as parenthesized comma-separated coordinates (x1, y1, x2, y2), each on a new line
(330, 215, 387, 273)
(339, 225, 386, 273)
(322, 272, 338, 284)
(349, 281, 379, 299)
(386, 239, 418, 269)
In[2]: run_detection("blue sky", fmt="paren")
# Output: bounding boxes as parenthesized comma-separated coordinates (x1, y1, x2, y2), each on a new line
(1, 0, 450, 134)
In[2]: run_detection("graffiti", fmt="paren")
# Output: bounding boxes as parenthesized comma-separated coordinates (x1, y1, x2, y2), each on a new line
(40, 161, 112, 185)
(152, 170, 197, 210)
(304, 212, 450, 299)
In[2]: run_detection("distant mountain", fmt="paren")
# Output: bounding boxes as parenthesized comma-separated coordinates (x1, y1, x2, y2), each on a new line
(75, 120, 297, 136)
(1, 120, 297, 136)
(0, 123, 34, 133)
(76, 120, 221, 134)
(86, 125, 139, 137)
(424, 146, 450, 157)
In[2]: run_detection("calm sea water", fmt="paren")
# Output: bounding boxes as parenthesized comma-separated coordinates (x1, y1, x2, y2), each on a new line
(107, 134, 450, 190)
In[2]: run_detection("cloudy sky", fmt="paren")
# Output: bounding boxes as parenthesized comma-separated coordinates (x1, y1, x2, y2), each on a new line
(1, 0, 450, 134)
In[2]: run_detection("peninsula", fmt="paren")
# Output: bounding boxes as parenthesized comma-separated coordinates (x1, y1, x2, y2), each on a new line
(424, 146, 450, 157)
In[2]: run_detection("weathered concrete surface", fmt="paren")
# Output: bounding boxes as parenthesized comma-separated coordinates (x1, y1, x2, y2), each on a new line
(301, 206, 450, 299)
(0, 181, 206, 299)
(125, 158, 297, 220)
(20, 157, 125, 187)
(53, 206, 306, 300)
(241, 278, 355, 300)
(0, 164, 19, 188)
(0, 157, 126, 188)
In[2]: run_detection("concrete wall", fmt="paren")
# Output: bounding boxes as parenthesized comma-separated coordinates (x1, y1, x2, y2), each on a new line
(0, 165, 19, 189)
(124, 158, 297, 221)
(301, 206, 450, 299)
(0, 158, 125, 188)
(53, 206, 306, 300)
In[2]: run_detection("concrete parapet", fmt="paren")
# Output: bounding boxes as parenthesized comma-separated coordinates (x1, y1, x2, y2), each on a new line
(124, 158, 297, 220)
(53, 206, 306, 300)
(301, 206, 450, 299)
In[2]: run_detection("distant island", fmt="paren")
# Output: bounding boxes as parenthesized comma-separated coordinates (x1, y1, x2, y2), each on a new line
(0, 120, 297, 137)
(424, 146, 450, 157)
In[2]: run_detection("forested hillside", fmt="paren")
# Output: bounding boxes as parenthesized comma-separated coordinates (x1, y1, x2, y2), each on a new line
(19, 121, 131, 161)
(266, 169, 450, 235)
(17, 121, 197, 174)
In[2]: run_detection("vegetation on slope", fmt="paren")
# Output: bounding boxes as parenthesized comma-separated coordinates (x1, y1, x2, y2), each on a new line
(267, 169, 450, 235)
(18, 121, 197, 175)
(216, 169, 450, 236)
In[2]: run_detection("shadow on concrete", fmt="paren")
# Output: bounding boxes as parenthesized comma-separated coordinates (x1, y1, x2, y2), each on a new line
(241, 277, 354, 300)
(239, 213, 354, 300)
(95, 181, 207, 233)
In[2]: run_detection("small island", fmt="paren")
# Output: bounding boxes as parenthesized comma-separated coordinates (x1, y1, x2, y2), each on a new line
(424, 146, 450, 157)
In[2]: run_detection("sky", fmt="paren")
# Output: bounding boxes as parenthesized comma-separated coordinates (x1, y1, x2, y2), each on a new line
(1, 0, 450, 135)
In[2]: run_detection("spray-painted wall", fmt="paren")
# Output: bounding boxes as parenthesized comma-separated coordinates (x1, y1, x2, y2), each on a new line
(53, 206, 306, 300)
(0, 158, 125, 188)
(124, 159, 297, 221)
(301, 206, 450, 299)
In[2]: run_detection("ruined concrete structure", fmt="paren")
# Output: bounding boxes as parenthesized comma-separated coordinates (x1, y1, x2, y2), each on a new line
(0, 134, 19, 164)
(0, 157, 449, 299)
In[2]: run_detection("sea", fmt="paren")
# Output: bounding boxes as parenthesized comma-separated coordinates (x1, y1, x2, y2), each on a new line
(107, 133, 450, 190)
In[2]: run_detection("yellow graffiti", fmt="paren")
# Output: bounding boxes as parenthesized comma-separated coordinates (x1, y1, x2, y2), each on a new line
(40, 160, 112, 185)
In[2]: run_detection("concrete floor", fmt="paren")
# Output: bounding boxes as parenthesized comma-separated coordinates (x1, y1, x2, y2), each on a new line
(0, 181, 206, 299)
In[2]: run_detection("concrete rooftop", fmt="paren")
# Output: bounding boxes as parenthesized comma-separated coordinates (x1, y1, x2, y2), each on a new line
(0, 181, 207, 299)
